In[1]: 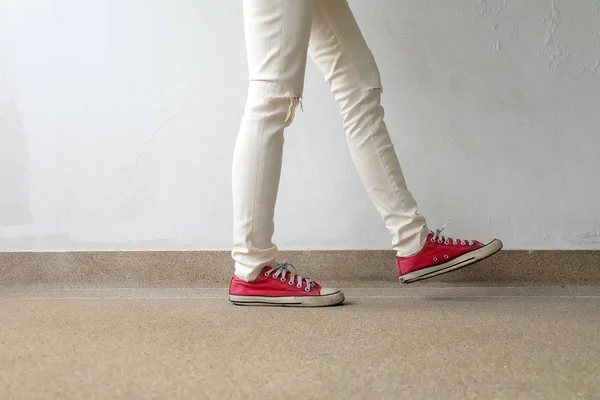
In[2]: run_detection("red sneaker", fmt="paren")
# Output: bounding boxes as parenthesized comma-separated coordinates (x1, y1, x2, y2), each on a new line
(397, 227, 503, 283)
(229, 263, 345, 307)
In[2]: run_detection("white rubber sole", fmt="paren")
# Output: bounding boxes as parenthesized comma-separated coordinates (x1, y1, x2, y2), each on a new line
(229, 291, 345, 307)
(399, 239, 504, 284)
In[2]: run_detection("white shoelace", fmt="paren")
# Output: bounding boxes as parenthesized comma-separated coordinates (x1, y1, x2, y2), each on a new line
(431, 221, 474, 246)
(265, 262, 315, 292)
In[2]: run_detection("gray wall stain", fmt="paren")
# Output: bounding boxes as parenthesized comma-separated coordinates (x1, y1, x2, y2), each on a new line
(0, 76, 32, 226)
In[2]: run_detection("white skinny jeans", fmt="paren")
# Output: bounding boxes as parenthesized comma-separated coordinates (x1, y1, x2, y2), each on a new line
(233, 0, 429, 281)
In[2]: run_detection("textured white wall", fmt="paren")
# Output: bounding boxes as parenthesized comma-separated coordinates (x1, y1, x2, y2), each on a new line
(1, 0, 599, 251)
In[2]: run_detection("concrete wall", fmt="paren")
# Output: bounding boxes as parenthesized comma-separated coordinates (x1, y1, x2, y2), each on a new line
(1, 0, 599, 251)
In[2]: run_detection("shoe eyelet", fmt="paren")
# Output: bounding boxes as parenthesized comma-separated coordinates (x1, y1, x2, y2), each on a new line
(438, 239, 443, 244)
(444, 255, 449, 259)
(297, 284, 302, 289)
(430, 238, 436, 243)
(280, 277, 286, 282)
(264, 272, 271, 276)
(288, 280, 294, 285)
(433, 257, 438, 262)
(305, 287, 310, 292)
(272, 275, 278, 279)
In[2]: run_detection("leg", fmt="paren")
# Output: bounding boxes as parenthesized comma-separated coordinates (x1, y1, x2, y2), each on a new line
(232, 0, 314, 281)
(309, 0, 503, 283)
(309, 0, 428, 256)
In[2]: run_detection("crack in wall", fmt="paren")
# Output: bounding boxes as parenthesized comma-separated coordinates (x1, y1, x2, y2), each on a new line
(543, 0, 568, 72)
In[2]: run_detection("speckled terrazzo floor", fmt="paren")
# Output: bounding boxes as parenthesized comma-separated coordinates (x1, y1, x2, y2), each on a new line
(1, 286, 599, 399)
